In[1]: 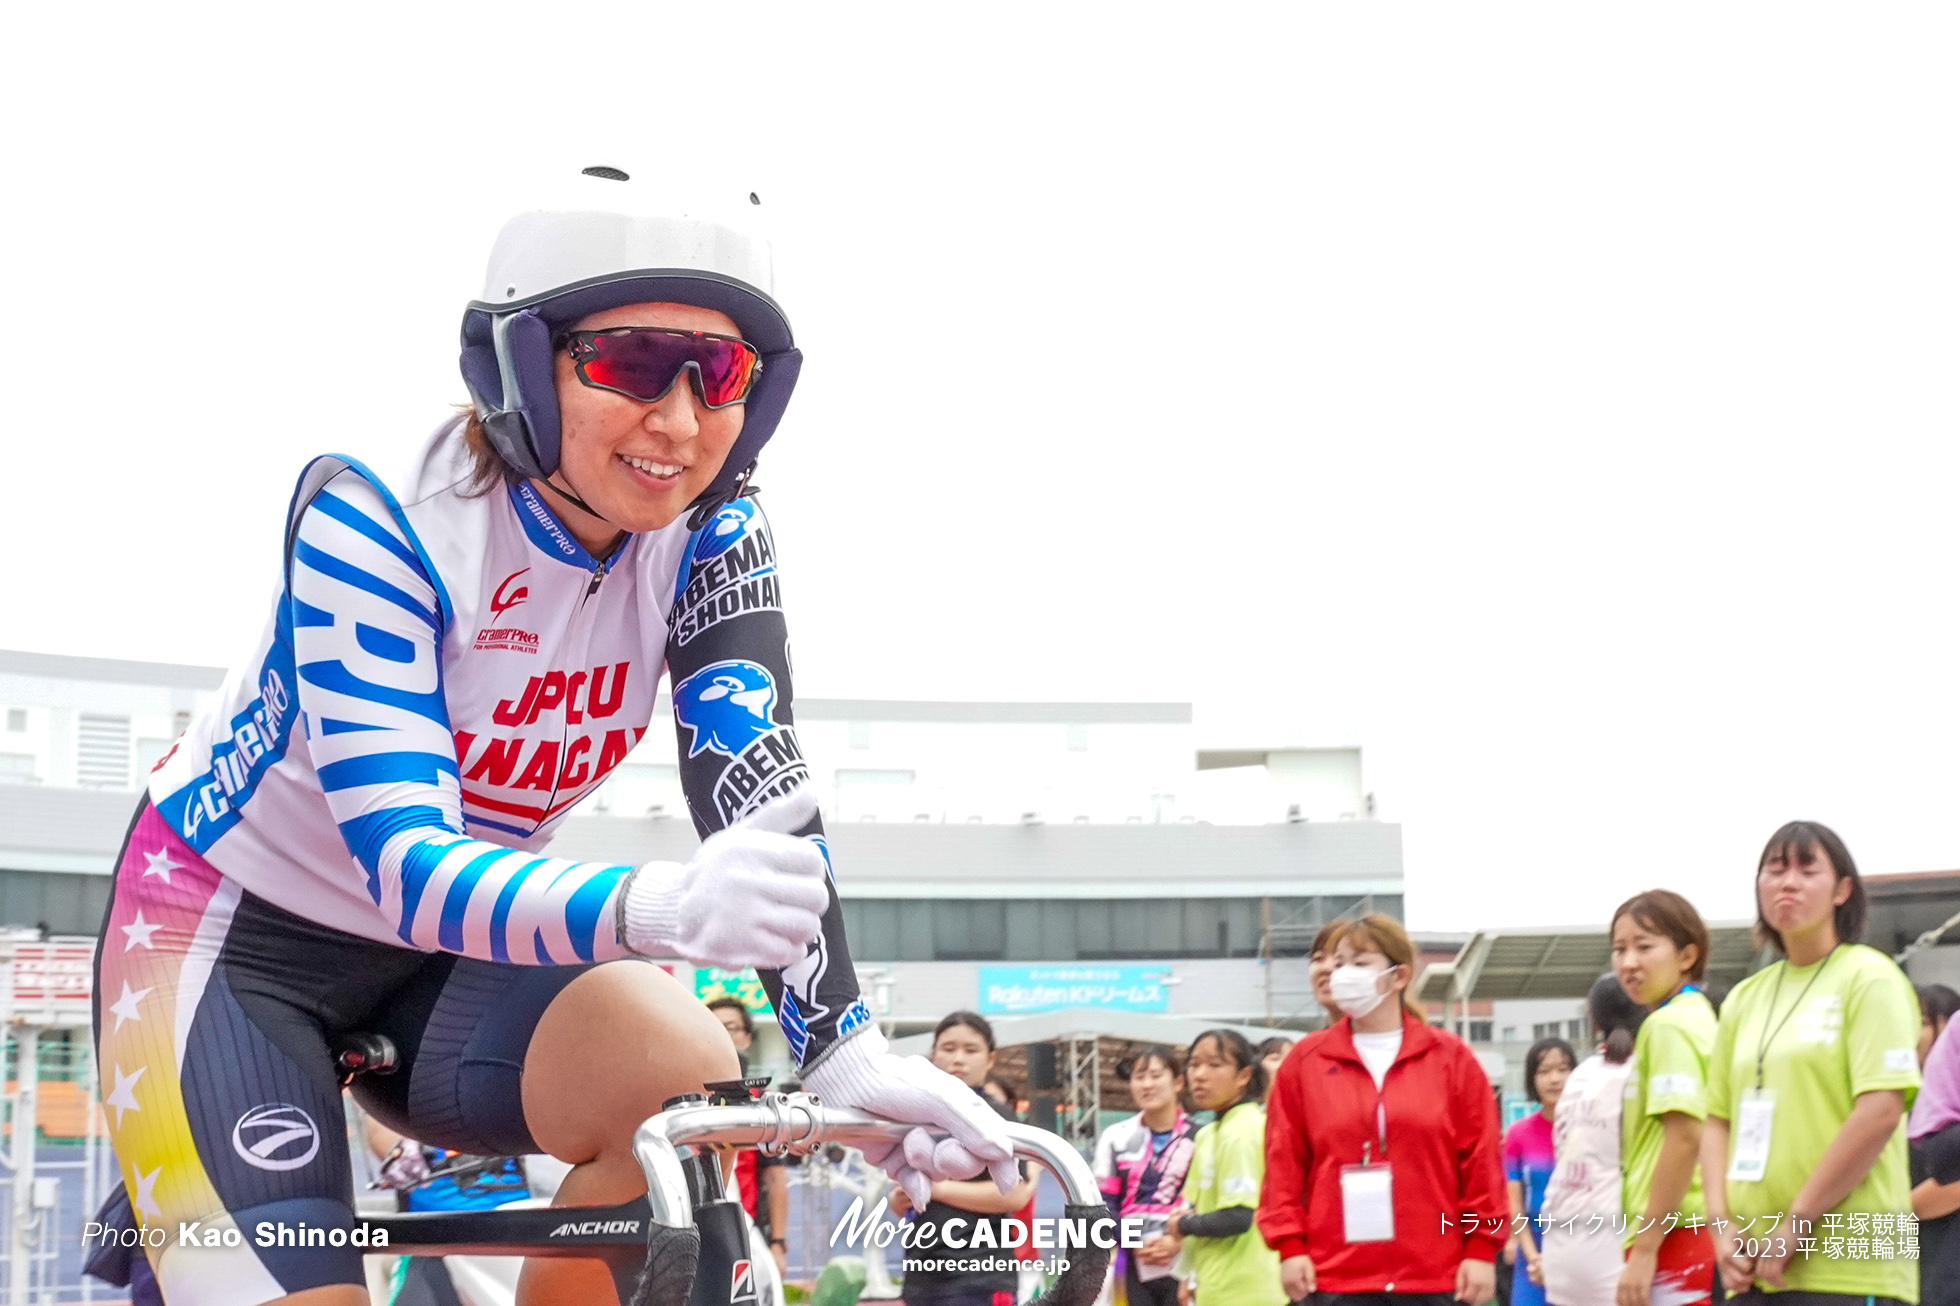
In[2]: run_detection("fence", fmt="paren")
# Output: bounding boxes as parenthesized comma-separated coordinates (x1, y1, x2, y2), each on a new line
(0, 936, 115, 1304)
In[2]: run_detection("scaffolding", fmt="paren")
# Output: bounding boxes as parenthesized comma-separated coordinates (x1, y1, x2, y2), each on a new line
(1061, 1036, 1100, 1154)
(1259, 895, 1374, 1027)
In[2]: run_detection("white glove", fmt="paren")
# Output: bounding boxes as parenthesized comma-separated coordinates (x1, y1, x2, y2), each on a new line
(377, 1143, 432, 1191)
(618, 788, 828, 970)
(803, 1025, 1017, 1210)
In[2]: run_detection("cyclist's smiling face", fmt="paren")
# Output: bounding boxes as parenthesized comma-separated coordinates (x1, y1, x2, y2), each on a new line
(545, 301, 748, 548)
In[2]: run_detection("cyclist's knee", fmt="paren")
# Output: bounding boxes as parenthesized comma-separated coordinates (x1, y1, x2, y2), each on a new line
(521, 960, 740, 1163)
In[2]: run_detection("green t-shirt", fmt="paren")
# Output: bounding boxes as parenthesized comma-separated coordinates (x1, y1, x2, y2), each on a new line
(1184, 1101, 1285, 1306)
(1621, 987, 1717, 1246)
(1707, 944, 1922, 1301)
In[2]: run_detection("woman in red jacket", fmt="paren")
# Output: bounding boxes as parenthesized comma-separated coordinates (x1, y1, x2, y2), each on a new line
(1258, 914, 1508, 1306)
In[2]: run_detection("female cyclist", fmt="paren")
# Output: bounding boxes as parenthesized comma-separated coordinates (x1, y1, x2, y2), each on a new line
(91, 168, 1015, 1306)
(1702, 821, 1920, 1306)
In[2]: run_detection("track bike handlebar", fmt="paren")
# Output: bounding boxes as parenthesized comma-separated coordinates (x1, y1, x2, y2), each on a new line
(626, 1091, 1112, 1306)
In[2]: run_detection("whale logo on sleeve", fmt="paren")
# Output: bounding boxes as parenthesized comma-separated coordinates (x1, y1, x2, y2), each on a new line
(692, 501, 757, 562)
(673, 660, 780, 759)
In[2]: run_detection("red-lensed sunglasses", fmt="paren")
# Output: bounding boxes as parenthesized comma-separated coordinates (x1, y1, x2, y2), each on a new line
(559, 327, 762, 409)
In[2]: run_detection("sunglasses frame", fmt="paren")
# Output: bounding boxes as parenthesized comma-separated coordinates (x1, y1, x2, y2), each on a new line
(557, 326, 762, 410)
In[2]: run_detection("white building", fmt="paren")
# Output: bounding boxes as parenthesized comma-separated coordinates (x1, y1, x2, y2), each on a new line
(0, 650, 1403, 1061)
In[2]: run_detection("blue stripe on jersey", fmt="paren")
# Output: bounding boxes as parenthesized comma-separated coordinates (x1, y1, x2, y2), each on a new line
(292, 599, 334, 627)
(296, 455, 454, 632)
(355, 622, 417, 663)
(437, 846, 521, 952)
(487, 857, 550, 964)
(532, 929, 552, 965)
(465, 813, 535, 840)
(310, 488, 429, 578)
(338, 805, 456, 892)
(292, 540, 440, 630)
(298, 660, 448, 725)
(394, 836, 458, 944)
(564, 870, 626, 963)
(316, 750, 457, 793)
(319, 718, 388, 735)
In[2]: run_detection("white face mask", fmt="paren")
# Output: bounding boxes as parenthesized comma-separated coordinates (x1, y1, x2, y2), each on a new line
(1329, 963, 1394, 1018)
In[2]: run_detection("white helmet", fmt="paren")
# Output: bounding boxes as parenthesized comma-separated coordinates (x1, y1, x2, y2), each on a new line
(458, 166, 800, 522)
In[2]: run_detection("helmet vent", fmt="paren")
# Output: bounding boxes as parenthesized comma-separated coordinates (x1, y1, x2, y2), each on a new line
(581, 165, 630, 181)
(749, 192, 761, 205)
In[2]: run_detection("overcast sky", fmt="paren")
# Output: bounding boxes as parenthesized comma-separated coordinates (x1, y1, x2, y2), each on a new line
(5, 5, 1956, 934)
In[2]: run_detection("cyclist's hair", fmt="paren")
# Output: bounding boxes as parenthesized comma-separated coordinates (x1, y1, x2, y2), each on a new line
(1116, 1044, 1183, 1081)
(1331, 914, 1425, 1015)
(1524, 1037, 1577, 1103)
(984, 1074, 1019, 1102)
(1187, 1029, 1266, 1108)
(1754, 821, 1867, 954)
(705, 996, 754, 1038)
(1919, 984, 1960, 1030)
(1610, 889, 1711, 983)
(934, 1010, 996, 1051)
(458, 407, 526, 494)
(1588, 971, 1645, 1064)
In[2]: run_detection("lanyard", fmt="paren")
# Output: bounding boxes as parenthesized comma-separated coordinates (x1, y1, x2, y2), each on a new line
(1754, 946, 1838, 1090)
(1358, 1064, 1390, 1164)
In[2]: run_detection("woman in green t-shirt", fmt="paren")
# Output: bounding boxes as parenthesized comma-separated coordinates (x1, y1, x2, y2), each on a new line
(1610, 889, 1719, 1306)
(1156, 1029, 1286, 1306)
(1701, 821, 1922, 1306)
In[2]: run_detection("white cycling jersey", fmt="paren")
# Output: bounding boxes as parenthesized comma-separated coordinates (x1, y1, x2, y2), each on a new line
(147, 418, 867, 1064)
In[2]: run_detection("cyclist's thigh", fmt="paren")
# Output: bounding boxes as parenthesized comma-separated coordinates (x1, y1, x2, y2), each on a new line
(96, 803, 411, 1303)
(350, 956, 737, 1167)
(350, 949, 597, 1156)
(519, 959, 740, 1165)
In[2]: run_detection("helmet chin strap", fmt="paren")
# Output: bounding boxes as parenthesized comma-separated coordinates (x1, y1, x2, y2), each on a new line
(542, 475, 619, 529)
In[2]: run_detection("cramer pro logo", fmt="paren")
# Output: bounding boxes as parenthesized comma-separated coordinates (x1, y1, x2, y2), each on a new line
(231, 1104, 320, 1173)
(673, 660, 809, 823)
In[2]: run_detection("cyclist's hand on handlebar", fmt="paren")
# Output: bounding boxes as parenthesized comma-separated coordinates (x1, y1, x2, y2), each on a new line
(803, 1025, 1017, 1210)
(620, 788, 829, 970)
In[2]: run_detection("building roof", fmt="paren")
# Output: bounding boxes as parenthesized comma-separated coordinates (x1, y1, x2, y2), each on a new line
(555, 812, 1403, 899)
(0, 783, 1401, 897)
(1415, 921, 1773, 1003)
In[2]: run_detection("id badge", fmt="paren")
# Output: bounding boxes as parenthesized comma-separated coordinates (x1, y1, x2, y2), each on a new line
(1340, 1163, 1395, 1243)
(1727, 1088, 1776, 1183)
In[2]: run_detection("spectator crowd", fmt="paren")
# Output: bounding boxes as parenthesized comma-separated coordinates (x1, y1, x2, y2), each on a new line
(907, 819, 1958, 1306)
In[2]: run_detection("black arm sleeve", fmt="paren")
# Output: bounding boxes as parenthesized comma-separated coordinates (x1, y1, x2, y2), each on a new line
(666, 497, 871, 1069)
(1916, 1122, 1960, 1187)
(1178, 1207, 1254, 1239)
